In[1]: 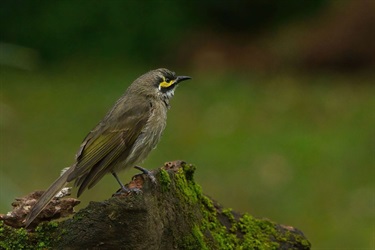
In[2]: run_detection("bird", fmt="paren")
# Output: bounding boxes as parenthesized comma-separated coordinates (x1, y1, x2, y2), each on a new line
(24, 68, 191, 228)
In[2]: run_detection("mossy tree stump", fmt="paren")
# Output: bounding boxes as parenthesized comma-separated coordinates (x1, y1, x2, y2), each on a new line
(0, 161, 311, 249)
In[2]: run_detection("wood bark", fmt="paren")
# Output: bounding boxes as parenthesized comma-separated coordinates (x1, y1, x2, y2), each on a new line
(1, 161, 311, 249)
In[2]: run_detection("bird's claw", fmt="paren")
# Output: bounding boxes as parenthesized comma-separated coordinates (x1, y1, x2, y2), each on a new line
(134, 166, 157, 184)
(114, 186, 142, 196)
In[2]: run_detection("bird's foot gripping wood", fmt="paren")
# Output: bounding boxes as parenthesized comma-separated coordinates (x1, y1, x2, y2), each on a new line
(111, 172, 142, 195)
(134, 165, 157, 184)
(114, 187, 142, 195)
(111, 166, 156, 197)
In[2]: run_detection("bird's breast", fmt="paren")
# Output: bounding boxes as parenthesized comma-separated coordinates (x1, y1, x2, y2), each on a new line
(143, 101, 168, 146)
(115, 101, 168, 172)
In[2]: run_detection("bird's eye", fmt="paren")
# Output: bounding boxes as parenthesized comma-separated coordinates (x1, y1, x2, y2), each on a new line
(158, 76, 175, 89)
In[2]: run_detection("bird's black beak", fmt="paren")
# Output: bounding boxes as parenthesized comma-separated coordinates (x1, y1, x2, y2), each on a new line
(175, 76, 192, 84)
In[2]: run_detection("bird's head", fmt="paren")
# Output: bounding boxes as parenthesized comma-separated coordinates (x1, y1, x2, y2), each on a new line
(130, 68, 191, 101)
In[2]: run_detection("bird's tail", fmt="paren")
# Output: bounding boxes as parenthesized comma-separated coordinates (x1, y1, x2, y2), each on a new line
(24, 166, 74, 228)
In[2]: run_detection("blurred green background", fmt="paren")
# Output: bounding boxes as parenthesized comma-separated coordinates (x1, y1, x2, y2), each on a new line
(1, 0, 374, 249)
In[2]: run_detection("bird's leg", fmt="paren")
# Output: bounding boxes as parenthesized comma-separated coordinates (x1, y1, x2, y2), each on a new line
(112, 172, 141, 194)
(134, 166, 157, 184)
(112, 172, 128, 191)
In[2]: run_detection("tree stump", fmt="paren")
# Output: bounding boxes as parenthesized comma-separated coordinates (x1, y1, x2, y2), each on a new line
(0, 161, 311, 249)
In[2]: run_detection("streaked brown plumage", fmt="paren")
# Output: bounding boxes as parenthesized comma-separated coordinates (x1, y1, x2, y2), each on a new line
(24, 68, 191, 227)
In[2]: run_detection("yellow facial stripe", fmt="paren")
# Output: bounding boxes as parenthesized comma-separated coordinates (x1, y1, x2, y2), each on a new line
(159, 77, 175, 88)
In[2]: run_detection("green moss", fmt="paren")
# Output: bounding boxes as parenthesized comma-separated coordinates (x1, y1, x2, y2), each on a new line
(299, 239, 311, 248)
(199, 201, 239, 249)
(182, 163, 196, 181)
(180, 224, 209, 250)
(172, 164, 310, 249)
(222, 208, 235, 223)
(159, 168, 171, 192)
(0, 220, 60, 250)
(0, 221, 30, 250)
(201, 194, 215, 213)
(171, 164, 235, 249)
(34, 221, 60, 248)
(237, 214, 280, 249)
(174, 165, 201, 204)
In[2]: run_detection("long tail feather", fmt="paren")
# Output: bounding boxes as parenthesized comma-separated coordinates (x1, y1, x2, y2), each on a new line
(24, 167, 74, 228)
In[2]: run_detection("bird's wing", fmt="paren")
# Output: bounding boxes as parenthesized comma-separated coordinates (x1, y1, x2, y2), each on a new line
(67, 99, 152, 192)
